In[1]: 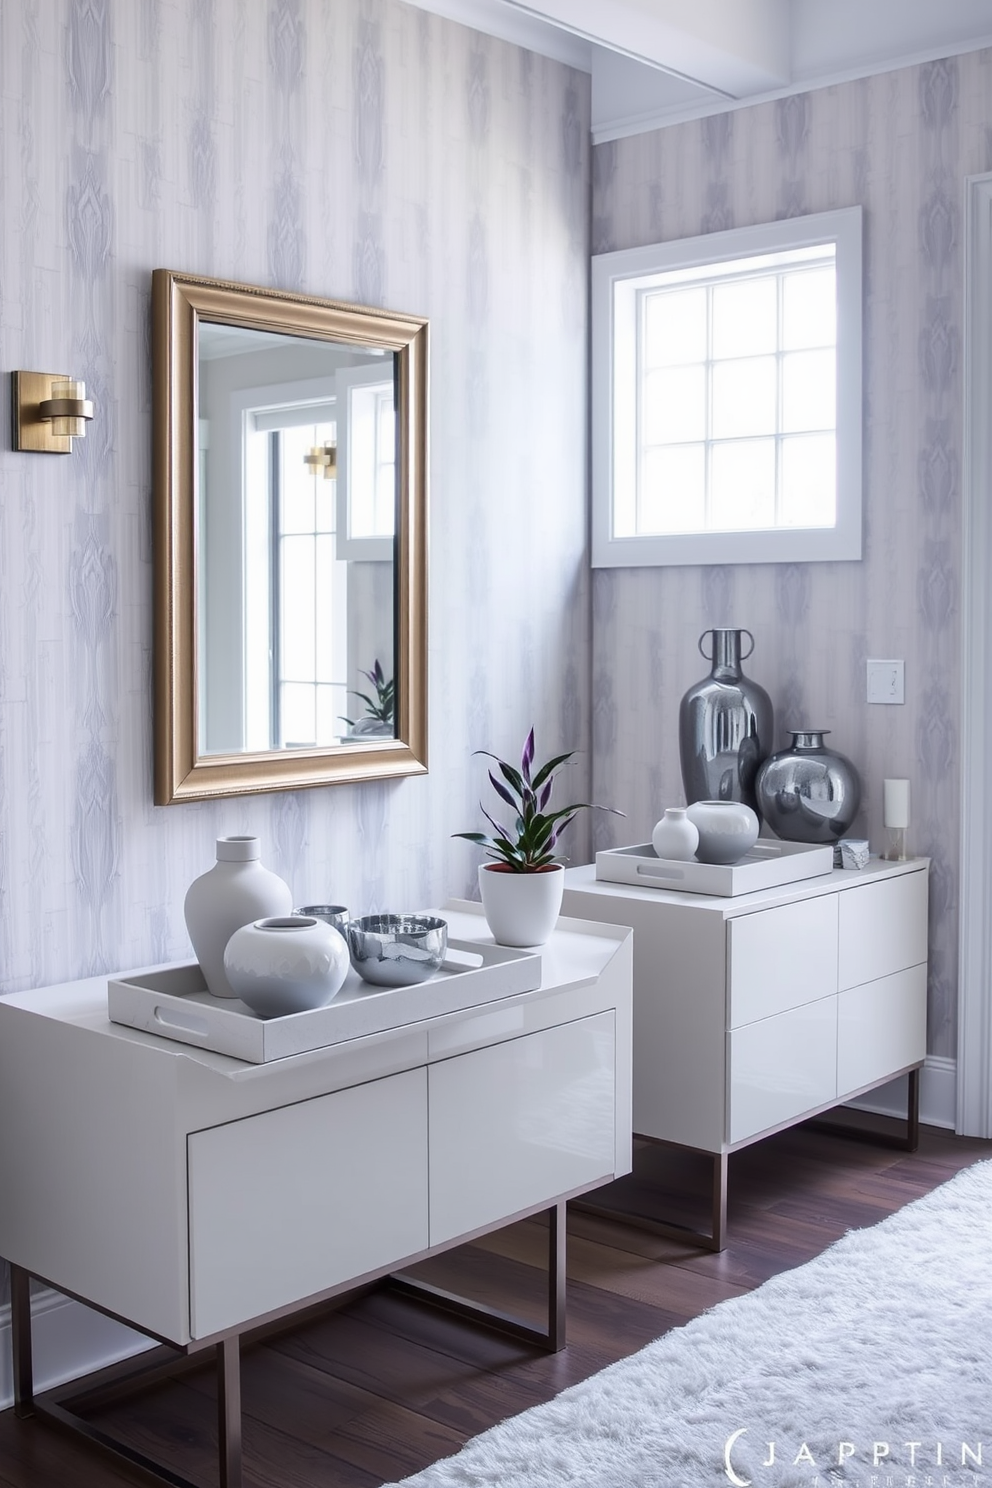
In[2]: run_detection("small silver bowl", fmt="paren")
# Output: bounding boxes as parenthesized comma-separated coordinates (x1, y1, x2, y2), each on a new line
(345, 914, 448, 987)
(295, 904, 349, 935)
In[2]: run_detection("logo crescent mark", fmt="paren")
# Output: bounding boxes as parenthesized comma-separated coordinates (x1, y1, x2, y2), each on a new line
(724, 1427, 752, 1487)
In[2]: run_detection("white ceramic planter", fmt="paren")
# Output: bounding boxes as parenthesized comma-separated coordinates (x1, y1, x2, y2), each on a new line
(184, 836, 293, 999)
(685, 800, 759, 865)
(478, 862, 565, 947)
(223, 915, 350, 1017)
(651, 807, 699, 862)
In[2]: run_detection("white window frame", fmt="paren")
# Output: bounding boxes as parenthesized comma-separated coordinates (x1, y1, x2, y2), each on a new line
(335, 362, 396, 561)
(592, 206, 863, 568)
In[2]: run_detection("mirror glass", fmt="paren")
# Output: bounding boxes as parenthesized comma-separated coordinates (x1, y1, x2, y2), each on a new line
(197, 323, 396, 755)
(153, 272, 428, 803)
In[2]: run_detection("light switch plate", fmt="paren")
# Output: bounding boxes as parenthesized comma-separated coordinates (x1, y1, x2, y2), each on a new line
(866, 658, 905, 704)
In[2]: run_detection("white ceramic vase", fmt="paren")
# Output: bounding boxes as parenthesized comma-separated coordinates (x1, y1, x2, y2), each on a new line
(685, 800, 759, 865)
(184, 836, 293, 998)
(224, 915, 350, 1017)
(478, 862, 565, 947)
(651, 807, 699, 862)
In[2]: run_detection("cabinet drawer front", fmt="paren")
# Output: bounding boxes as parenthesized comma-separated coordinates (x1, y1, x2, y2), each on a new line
(838, 870, 928, 990)
(728, 895, 838, 1028)
(837, 964, 927, 1094)
(188, 1069, 428, 1338)
(728, 996, 837, 1144)
(429, 1012, 616, 1246)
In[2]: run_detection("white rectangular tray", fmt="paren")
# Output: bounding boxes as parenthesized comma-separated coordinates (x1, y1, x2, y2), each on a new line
(595, 839, 835, 897)
(108, 938, 542, 1064)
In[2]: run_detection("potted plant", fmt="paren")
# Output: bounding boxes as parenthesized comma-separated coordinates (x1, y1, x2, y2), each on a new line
(454, 727, 623, 946)
(341, 660, 395, 737)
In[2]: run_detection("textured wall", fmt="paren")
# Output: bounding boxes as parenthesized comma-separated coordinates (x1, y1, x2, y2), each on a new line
(592, 51, 992, 1058)
(0, 0, 591, 1001)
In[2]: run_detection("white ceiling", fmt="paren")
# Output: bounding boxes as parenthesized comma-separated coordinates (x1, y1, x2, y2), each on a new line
(405, 0, 992, 142)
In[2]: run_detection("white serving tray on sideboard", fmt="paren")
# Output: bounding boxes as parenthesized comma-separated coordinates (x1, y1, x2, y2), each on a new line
(108, 938, 542, 1064)
(595, 839, 835, 897)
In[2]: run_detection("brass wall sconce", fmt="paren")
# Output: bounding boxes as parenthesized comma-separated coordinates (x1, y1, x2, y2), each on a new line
(12, 371, 95, 453)
(303, 441, 337, 479)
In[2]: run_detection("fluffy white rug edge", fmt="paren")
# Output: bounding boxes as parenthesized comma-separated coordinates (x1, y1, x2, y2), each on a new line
(382, 1157, 992, 1488)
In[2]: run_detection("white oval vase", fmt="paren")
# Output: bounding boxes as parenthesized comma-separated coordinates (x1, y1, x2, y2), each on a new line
(686, 800, 759, 865)
(478, 862, 565, 947)
(224, 915, 350, 1017)
(184, 836, 293, 999)
(651, 807, 699, 862)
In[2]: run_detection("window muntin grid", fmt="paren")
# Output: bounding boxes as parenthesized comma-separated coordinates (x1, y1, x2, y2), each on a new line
(634, 252, 837, 538)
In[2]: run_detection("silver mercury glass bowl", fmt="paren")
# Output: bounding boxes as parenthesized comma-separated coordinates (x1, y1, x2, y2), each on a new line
(345, 914, 448, 988)
(294, 904, 349, 936)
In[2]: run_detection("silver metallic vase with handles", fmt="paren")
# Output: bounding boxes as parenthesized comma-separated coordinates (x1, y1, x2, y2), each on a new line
(679, 628, 774, 819)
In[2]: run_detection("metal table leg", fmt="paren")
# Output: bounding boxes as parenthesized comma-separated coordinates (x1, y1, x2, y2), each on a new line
(389, 1199, 568, 1352)
(572, 1150, 729, 1252)
(11, 1264, 34, 1419)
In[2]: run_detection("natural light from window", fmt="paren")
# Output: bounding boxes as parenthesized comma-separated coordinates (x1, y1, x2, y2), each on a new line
(593, 208, 862, 567)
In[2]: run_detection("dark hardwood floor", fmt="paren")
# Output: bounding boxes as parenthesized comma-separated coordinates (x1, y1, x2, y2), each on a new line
(3, 1118, 989, 1488)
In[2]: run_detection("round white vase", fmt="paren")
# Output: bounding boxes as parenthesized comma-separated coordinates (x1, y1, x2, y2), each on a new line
(224, 915, 350, 1017)
(651, 807, 699, 862)
(685, 800, 759, 865)
(478, 863, 565, 948)
(184, 836, 293, 999)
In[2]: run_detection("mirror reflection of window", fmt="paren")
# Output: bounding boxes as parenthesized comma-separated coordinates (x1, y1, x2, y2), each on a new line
(273, 419, 348, 749)
(336, 361, 397, 559)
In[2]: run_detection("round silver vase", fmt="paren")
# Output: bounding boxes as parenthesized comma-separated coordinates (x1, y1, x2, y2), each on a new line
(755, 729, 862, 843)
(678, 629, 774, 819)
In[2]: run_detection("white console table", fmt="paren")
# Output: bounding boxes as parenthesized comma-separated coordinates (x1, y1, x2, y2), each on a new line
(562, 857, 928, 1249)
(0, 903, 632, 1488)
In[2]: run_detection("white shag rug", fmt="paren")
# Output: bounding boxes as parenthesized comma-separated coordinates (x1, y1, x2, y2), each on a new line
(384, 1159, 992, 1488)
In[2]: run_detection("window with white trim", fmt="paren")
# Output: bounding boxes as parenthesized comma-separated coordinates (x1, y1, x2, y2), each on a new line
(592, 207, 863, 568)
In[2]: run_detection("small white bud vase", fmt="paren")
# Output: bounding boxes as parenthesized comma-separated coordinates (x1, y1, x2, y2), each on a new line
(651, 808, 699, 862)
(224, 916, 349, 1017)
(478, 862, 565, 948)
(685, 800, 759, 865)
(184, 836, 293, 999)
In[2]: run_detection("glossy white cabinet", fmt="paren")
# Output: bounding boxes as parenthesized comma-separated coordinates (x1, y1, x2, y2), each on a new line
(429, 1012, 618, 1244)
(562, 858, 928, 1161)
(0, 903, 633, 1349)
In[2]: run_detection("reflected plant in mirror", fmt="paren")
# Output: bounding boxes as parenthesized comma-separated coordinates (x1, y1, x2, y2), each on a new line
(152, 270, 428, 803)
(341, 660, 395, 738)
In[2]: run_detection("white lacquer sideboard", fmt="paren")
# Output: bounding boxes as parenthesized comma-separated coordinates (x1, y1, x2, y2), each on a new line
(0, 903, 632, 1488)
(562, 857, 929, 1249)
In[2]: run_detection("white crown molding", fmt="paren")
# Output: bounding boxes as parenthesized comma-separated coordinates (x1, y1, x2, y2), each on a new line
(592, 32, 992, 143)
(399, 0, 592, 68)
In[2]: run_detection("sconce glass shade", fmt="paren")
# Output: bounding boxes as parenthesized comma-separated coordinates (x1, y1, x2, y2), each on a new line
(46, 378, 91, 438)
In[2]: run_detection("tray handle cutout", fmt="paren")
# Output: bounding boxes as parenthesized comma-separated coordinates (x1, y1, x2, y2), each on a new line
(637, 863, 687, 881)
(440, 947, 486, 972)
(153, 1004, 211, 1038)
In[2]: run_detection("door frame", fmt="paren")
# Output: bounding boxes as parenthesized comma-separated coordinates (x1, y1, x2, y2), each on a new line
(957, 170, 992, 1137)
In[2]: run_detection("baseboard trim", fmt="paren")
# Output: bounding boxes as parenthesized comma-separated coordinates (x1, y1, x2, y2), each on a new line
(0, 1285, 155, 1411)
(844, 1056, 956, 1131)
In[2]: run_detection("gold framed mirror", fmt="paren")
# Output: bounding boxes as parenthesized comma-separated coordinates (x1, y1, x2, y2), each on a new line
(152, 270, 428, 804)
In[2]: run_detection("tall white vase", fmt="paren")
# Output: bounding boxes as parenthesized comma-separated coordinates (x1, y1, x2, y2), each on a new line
(184, 836, 293, 998)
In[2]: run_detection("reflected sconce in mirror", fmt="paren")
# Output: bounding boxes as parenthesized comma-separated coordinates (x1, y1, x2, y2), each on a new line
(12, 371, 95, 453)
(304, 441, 337, 479)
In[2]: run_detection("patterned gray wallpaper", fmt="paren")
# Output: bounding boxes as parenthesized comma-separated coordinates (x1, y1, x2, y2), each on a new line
(591, 50, 992, 1059)
(0, 0, 591, 997)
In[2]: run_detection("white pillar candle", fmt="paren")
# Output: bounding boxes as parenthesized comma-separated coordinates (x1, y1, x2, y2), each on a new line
(883, 778, 910, 830)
